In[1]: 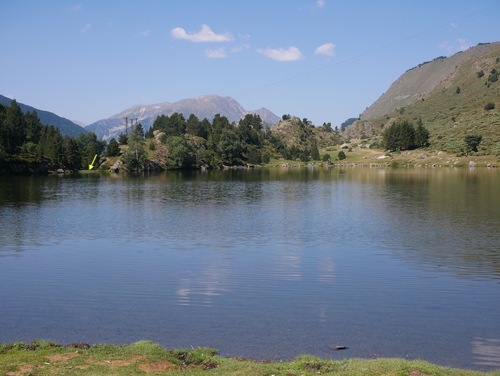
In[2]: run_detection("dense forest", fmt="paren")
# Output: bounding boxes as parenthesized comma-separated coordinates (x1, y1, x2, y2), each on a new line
(0, 100, 106, 173)
(0, 99, 341, 173)
(2, 98, 441, 174)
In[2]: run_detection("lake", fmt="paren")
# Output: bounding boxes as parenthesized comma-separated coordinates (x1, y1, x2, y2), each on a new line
(0, 167, 499, 371)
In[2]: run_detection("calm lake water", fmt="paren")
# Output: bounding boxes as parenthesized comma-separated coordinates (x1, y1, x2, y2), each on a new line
(1, 167, 499, 371)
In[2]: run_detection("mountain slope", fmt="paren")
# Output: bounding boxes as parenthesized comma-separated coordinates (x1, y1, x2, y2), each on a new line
(85, 95, 280, 141)
(0, 94, 86, 137)
(349, 42, 500, 154)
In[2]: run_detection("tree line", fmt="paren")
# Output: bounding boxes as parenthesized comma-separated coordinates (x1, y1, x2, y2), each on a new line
(383, 119, 430, 151)
(0, 99, 328, 172)
(0, 100, 105, 171)
(121, 112, 286, 170)
(3, 98, 460, 173)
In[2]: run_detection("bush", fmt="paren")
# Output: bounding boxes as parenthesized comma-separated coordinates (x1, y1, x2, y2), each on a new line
(337, 151, 346, 160)
(464, 135, 482, 153)
(485, 102, 495, 111)
(383, 120, 415, 151)
(322, 153, 331, 162)
(262, 151, 270, 164)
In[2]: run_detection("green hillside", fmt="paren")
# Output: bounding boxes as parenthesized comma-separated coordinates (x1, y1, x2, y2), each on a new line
(348, 42, 500, 155)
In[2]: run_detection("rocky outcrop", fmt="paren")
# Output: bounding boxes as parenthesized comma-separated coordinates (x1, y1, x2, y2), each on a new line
(110, 159, 163, 173)
(142, 160, 163, 172)
(110, 160, 124, 173)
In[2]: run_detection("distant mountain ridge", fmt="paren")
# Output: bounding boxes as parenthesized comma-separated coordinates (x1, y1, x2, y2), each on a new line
(86, 95, 281, 141)
(0, 94, 85, 137)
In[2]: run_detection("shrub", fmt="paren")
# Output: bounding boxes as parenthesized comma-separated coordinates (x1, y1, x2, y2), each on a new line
(477, 70, 484, 78)
(485, 102, 495, 111)
(338, 151, 346, 160)
(383, 120, 416, 151)
(322, 153, 331, 162)
(464, 135, 482, 153)
(262, 151, 271, 164)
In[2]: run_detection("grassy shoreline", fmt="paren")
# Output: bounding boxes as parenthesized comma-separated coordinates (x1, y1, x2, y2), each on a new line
(1, 340, 499, 376)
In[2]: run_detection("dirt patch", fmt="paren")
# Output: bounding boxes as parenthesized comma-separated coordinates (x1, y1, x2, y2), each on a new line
(94, 359, 135, 366)
(409, 371, 430, 376)
(139, 359, 178, 373)
(47, 352, 80, 363)
(5, 364, 41, 376)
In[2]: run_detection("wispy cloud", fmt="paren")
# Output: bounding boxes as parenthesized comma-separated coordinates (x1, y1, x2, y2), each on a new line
(257, 46, 304, 61)
(438, 38, 470, 54)
(73, 3, 83, 12)
(456, 38, 470, 51)
(303, 0, 326, 13)
(314, 42, 335, 57)
(80, 23, 92, 33)
(206, 48, 227, 58)
(171, 24, 233, 43)
(136, 29, 151, 37)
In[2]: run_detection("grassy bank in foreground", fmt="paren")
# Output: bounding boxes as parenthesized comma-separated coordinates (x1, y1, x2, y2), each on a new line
(1, 341, 499, 376)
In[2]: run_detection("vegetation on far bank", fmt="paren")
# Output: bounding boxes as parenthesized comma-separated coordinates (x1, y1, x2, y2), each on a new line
(1, 340, 499, 376)
(1, 97, 498, 175)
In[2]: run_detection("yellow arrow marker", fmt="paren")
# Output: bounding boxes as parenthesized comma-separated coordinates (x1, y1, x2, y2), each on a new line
(88, 154, 98, 170)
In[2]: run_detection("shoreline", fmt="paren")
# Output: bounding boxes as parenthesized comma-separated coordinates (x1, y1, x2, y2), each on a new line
(1, 340, 499, 375)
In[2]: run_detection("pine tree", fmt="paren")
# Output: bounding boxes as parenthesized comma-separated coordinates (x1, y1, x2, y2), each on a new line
(106, 138, 120, 156)
(414, 118, 430, 148)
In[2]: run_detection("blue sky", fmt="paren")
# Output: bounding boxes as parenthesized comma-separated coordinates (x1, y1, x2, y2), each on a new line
(1, 1, 498, 127)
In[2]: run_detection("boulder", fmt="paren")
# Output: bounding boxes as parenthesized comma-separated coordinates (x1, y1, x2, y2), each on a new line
(110, 160, 124, 173)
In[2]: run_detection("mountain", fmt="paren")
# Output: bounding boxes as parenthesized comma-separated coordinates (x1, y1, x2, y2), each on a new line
(0, 94, 86, 137)
(348, 42, 500, 154)
(85, 95, 281, 141)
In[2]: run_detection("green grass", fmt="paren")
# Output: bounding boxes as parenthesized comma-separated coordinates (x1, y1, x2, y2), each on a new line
(352, 43, 500, 156)
(1, 340, 499, 376)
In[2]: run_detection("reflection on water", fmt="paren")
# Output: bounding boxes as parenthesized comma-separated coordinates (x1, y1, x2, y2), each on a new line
(472, 338, 500, 368)
(0, 168, 499, 371)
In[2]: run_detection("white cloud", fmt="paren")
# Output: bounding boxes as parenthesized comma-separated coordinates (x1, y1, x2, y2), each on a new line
(314, 42, 335, 57)
(231, 43, 250, 53)
(136, 29, 151, 37)
(206, 48, 227, 58)
(171, 24, 233, 43)
(257, 46, 304, 61)
(73, 3, 83, 12)
(80, 23, 92, 33)
(304, 0, 326, 13)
